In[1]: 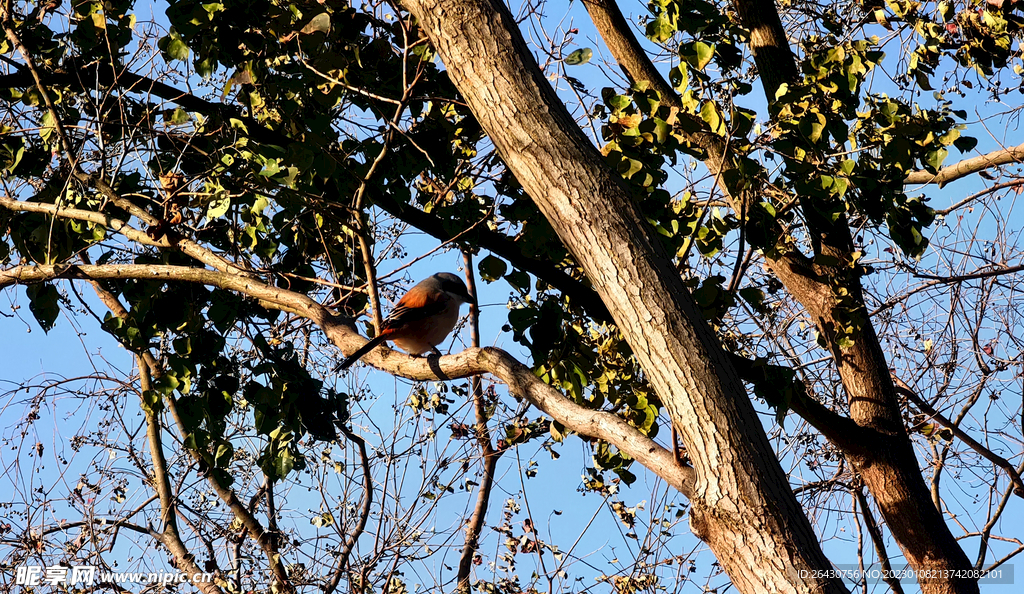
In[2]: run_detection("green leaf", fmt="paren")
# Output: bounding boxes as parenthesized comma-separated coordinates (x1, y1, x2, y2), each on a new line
(913, 69, 933, 91)
(478, 255, 507, 282)
(924, 148, 948, 173)
(156, 373, 180, 395)
(259, 159, 282, 178)
(550, 421, 566, 443)
(693, 42, 714, 70)
(206, 194, 231, 219)
(158, 34, 189, 62)
(647, 13, 675, 43)
(938, 129, 960, 146)
(26, 283, 60, 332)
(700, 102, 725, 135)
(39, 110, 57, 146)
(739, 287, 765, 309)
(953, 136, 978, 154)
(608, 94, 631, 112)
(300, 13, 331, 35)
(169, 108, 190, 125)
(615, 467, 637, 486)
(799, 112, 826, 143)
(141, 389, 163, 415)
(196, 56, 216, 79)
(618, 157, 643, 179)
(564, 47, 592, 66)
(275, 447, 295, 478)
(215, 442, 234, 467)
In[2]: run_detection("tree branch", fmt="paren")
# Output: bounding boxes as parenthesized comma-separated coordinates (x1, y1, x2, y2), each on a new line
(904, 142, 1024, 186)
(162, 393, 294, 592)
(6, 263, 292, 590)
(457, 253, 502, 591)
(727, 353, 867, 453)
(323, 426, 372, 594)
(139, 358, 224, 594)
(854, 488, 906, 594)
(0, 58, 612, 321)
(0, 21, 250, 278)
(0, 262, 696, 497)
(936, 179, 1024, 215)
(892, 376, 1024, 498)
(76, 266, 221, 592)
(0, 194, 176, 249)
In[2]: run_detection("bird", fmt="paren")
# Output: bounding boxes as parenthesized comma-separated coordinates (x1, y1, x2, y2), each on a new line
(337, 272, 474, 370)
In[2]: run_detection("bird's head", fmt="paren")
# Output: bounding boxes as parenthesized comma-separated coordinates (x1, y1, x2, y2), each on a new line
(433, 272, 474, 305)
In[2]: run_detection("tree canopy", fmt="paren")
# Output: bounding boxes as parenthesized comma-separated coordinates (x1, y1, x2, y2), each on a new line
(2, 0, 1024, 593)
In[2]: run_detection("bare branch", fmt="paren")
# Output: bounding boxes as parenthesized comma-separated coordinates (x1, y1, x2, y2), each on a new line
(892, 376, 1024, 498)
(854, 488, 906, 594)
(0, 262, 696, 497)
(936, 180, 1024, 215)
(140, 358, 225, 594)
(457, 253, 502, 591)
(904, 142, 1024, 186)
(323, 427, 372, 594)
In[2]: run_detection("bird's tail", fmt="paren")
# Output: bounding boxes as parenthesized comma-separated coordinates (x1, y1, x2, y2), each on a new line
(336, 334, 388, 371)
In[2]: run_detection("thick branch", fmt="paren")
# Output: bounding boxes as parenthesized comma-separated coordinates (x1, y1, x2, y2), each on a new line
(904, 142, 1024, 186)
(0, 262, 695, 497)
(728, 354, 866, 452)
(0, 195, 174, 249)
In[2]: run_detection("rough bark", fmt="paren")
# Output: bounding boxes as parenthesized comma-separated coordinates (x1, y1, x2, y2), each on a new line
(398, 2, 845, 593)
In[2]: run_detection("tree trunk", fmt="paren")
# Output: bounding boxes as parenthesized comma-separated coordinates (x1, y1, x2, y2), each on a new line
(399, 1, 846, 592)
(580, 1, 980, 592)
(730, 0, 979, 590)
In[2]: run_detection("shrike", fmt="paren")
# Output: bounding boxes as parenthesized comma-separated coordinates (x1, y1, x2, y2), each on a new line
(337, 272, 474, 370)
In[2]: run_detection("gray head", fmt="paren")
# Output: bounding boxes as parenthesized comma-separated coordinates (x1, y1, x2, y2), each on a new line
(434, 272, 474, 304)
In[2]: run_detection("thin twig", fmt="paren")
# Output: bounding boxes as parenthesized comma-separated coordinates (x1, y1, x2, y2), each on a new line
(456, 252, 502, 591)
(854, 487, 906, 594)
(892, 376, 1024, 498)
